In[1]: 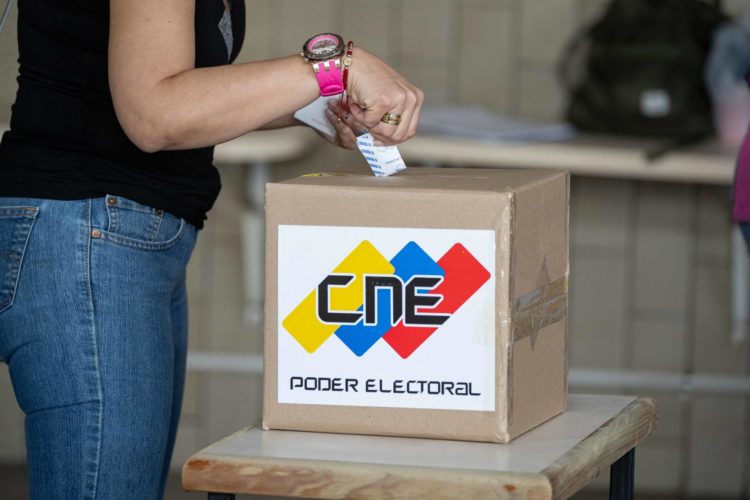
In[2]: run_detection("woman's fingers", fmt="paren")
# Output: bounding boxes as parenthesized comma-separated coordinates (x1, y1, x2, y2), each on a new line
(325, 107, 357, 149)
(348, 103, 370, 129)
(345, 48, 424, 146)
(348, 115, 369, 138)
(322, 73, 422, 150)
(404, 86, 424, 140)
(354, 85, 422, 146)
(406, 100, 422, 140)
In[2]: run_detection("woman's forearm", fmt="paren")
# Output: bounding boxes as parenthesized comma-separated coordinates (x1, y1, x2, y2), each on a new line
(114, 55, 318, 152)
(109, 0, 421, 153)
(258, 114, 304, 131)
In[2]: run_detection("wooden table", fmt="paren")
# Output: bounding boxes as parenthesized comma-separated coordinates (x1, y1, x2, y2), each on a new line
(182, 394, 657, 499)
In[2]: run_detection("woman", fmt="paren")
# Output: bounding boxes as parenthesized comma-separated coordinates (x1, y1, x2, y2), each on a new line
(0, 1, 423, 498)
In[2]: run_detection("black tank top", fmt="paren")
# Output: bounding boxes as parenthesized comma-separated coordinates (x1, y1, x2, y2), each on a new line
(0, 0, 246, 228)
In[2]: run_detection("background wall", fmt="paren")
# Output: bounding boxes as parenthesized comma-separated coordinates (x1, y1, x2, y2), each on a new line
(1, 1, 750, 498)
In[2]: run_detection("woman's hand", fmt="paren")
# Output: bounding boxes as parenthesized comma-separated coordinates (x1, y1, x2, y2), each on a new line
(320, 100, 369, 150)
(345, 48, 424, 146)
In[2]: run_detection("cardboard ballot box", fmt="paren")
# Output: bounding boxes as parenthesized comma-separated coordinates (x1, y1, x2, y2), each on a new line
(263, 168, 569, 443)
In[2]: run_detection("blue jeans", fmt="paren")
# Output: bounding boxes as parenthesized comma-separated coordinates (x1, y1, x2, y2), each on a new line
(0, 195, 198, 499)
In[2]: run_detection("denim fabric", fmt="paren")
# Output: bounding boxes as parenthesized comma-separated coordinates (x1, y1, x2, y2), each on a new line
(0, 195, 198, 499)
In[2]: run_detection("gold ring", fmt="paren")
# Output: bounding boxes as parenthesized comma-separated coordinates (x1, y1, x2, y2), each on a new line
(381, 113, 402, 126)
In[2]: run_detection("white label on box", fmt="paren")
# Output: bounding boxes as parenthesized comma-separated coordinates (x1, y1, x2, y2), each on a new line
(277, 225, 496, 411)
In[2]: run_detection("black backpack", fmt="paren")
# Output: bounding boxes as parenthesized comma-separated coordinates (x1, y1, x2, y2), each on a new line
(560, 0, 729, 143)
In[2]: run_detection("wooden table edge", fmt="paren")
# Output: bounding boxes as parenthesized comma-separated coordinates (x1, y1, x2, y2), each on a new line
(181, 397, 657, 499)
(182, 451, 552, 499)
(540, 397, 658, 499)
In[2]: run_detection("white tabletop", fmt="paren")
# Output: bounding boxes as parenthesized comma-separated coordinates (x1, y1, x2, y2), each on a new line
(205, 394, 631, 473)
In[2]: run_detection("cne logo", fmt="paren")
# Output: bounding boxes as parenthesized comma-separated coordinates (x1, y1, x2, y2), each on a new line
(317, 274, 450, 327)
(282, 240, 490, 359)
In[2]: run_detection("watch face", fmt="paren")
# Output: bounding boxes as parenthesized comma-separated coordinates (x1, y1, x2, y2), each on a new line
(304, 33, 344, 60)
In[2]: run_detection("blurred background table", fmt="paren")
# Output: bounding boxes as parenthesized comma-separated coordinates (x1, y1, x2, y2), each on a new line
(400, 134, 736, 185)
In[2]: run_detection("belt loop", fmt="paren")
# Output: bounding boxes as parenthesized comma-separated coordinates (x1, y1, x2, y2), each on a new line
(104, 196, 117, 233)
(88, 196, 109, 232)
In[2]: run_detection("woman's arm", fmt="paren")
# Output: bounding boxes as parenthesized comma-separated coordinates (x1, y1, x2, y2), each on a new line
(258, 115, 304, 131)
(109, 0, 317, 152)
(109, 0, 422, 153)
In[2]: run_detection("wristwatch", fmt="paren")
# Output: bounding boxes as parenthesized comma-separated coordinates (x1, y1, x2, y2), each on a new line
(301, 33, 345, 96)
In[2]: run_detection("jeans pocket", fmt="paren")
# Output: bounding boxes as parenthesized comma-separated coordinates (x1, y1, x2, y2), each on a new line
(0, 206, 38, 314)
(99, 195, 185, 251)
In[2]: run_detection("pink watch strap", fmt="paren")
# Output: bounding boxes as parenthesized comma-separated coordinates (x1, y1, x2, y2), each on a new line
(313, 59, 344, 96)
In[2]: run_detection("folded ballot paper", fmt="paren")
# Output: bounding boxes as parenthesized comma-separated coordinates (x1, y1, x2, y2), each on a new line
(354, 132, 406, 177)
(294, 95, 340, 141)
(294, 96, 406, 177)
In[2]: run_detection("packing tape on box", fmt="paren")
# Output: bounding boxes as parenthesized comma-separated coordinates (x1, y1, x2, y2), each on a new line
(512, 276, 567, 348)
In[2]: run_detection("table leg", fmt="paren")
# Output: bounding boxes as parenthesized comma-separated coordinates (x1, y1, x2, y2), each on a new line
(241, 161, 270, 331)
(207, 493, 235, 500)
(609, 448, 635, 500)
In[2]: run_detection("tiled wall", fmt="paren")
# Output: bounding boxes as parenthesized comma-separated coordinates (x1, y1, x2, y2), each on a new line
(237, 0, 603, 121)
(569, 179, 749, 496)
(2, 1, 750, 498)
